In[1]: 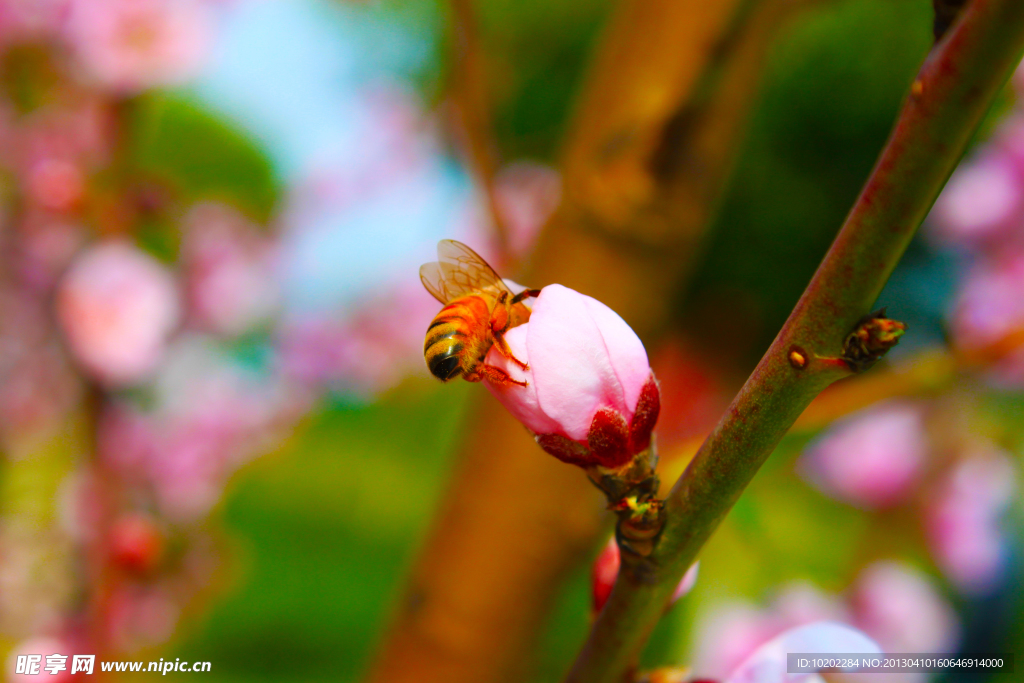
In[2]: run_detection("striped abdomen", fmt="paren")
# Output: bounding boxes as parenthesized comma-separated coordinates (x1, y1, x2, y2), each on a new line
(424, 296, 490, 381)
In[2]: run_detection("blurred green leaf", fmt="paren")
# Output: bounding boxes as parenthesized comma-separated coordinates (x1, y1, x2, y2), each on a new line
(130, 94, 281, 224)
(170, 385, 470, 683)
(477, 0, 614, 160)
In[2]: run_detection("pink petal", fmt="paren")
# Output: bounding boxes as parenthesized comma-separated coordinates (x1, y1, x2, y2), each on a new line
(672, 561, 699, 602)
(580, 294, 651, 423)
(484, 325, 561, 435)
(925, 451, 1016, 595)
(527, 285, 627, 441)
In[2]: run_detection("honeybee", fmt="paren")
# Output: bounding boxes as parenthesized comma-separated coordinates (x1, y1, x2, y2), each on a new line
(420, 240, 540, 387)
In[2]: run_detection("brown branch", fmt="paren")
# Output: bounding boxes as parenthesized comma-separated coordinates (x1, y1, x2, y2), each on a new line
(447, 0, 510, 263)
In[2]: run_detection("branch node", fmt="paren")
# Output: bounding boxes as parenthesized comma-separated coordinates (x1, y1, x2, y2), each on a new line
(788, 345, 808, 369)
(587, 447, 666, 558)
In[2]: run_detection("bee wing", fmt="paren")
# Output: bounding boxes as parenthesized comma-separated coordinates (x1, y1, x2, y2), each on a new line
(419, 239, 511, 304)
(419, 262, 452, 304)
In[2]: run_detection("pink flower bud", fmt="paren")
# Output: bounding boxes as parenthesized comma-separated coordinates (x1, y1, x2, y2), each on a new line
(591, 537, 697, 614)
(56, 241, 180, 386)
(108, 513, 164, 575)
(484, 284, 659, 469)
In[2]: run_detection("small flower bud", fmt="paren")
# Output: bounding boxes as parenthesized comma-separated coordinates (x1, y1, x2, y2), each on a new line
(843, 311, 906, 370)
(109, 513, 164, 574)
(484, 284, 659, 469)
(591, 537, 697, 614)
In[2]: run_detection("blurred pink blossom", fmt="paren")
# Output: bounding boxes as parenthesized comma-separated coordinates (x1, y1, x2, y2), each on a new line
(181, 203, 280, 337)
(278, 280, 439, 398)
(100, 336, 305, 520)
(925, 449, 1017, 596)
(14, 219, 84, 292)
(849, 561, 959, 653)
(0, 0, 69, 43)
(5, 637, 73, 682)
(949, 250, 1024, 384)
(56, 241, 180, 386)
(724, 622, 880, 683)
(281, 87, 436, 224)
(106, 585, 179, 653)
(691, 583, 847, 680)
(453, 161, 561, 269)
(951, 252, 1024, 348)
(65, 0, 212, 93)
(0, 292, 81, 450)
(4, 100, 112, 174)
(930, 150, 1023, 246)
(692, 603, 778, 680)
(24, 158, 84, 213)
(693, 568, 960, 683)
(491, 162, 560, 261)
(798, 401, 928, 509)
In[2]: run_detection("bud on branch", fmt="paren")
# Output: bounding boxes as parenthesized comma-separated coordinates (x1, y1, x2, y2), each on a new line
(842, 310, 907, 372)
(483, 284, 665, 552)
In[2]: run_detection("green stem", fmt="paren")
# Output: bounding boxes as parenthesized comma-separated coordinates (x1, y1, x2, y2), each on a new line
(565, 1, 1024, 680)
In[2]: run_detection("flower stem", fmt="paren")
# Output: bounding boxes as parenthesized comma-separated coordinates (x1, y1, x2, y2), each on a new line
(565, 1, 1024, 680)
(587, 448, 665, 558)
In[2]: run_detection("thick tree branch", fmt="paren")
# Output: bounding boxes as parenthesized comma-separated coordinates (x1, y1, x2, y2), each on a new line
(446, 0, 510, 262)
(565, 1, 1024, 680)
(368, 3, 771, 680)
(369, 0, 843, 680)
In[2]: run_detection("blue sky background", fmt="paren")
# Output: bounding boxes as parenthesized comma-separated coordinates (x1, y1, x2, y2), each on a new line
(192, 0, 472, 314)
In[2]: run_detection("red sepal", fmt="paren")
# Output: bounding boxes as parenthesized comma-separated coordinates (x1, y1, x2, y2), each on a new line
(588, 407, 631, 469)
(629, 375, 660, 454)
(536, 433, 592, 467)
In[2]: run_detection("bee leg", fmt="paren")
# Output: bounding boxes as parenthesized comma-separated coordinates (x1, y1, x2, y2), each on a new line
(510, 288, 542, 304)
(492, 330, 530, 371)
(489, 305, 530, 371)
(474, 364, 528, 388)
